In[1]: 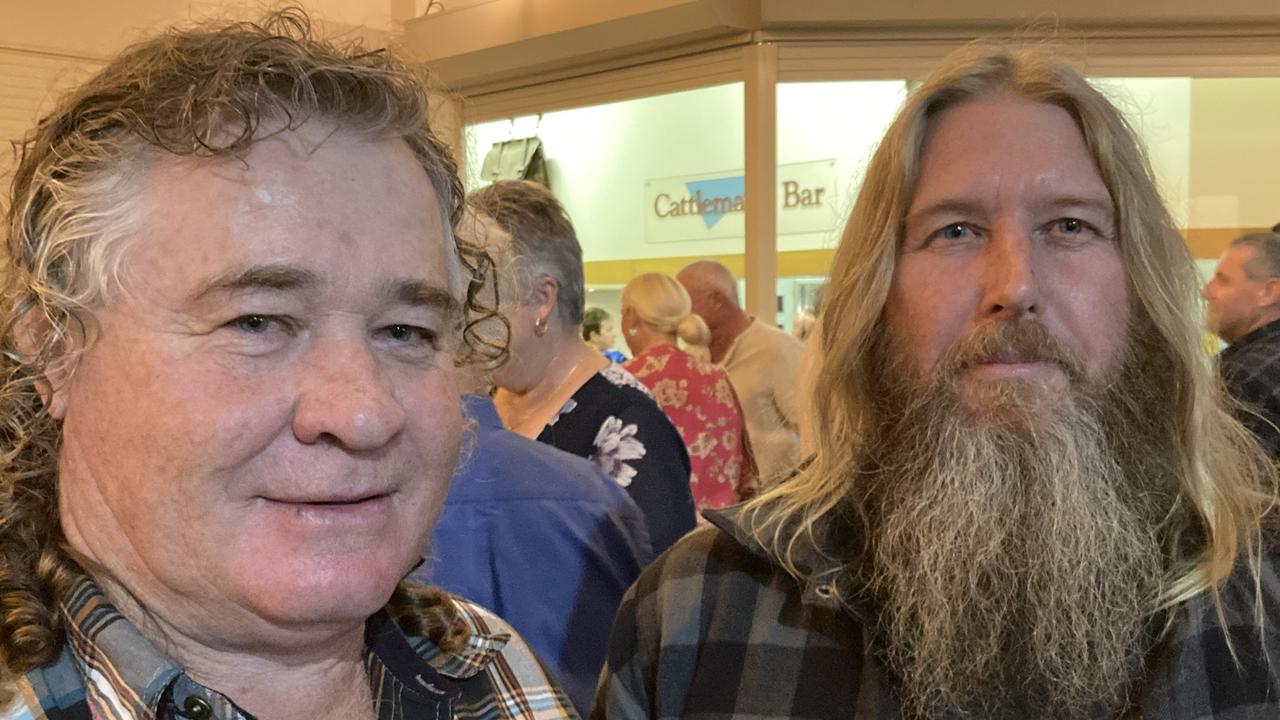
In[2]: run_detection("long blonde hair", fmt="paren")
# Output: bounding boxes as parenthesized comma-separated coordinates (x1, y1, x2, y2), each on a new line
(622, 272, 712, 349)
(745, 44, 1275, 614)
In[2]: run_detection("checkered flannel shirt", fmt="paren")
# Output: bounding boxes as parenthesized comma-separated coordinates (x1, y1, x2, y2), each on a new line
(2, 572, 578, 720)
(594, 505, 1280, 719)
(1220, 318, 1280, 457)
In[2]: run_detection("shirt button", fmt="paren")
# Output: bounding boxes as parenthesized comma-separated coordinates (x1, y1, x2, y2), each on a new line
(183, 696, 213, 720)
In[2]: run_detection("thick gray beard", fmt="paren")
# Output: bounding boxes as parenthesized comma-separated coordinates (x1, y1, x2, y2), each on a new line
(859, 325, 1177, 719)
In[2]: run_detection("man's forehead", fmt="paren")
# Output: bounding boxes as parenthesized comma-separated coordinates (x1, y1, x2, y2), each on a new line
(910, 95, 1112, 209)
(110, 126, 457, 310)
(1219, 244, 1260, 275)
(1224, 244, 1255, 262)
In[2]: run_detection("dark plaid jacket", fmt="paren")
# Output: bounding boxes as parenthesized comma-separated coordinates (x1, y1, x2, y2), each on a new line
(1220, 318, 1280, 457)
(594, 506, 1280, 719)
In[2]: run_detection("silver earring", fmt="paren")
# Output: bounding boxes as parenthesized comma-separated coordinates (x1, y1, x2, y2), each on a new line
(534, 316, 548, 337)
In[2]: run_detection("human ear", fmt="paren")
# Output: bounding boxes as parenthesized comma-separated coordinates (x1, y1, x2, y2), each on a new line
(1259, 278, 1280, 309)
(531, 275, 560, 323)
(12, 307, 74, 420)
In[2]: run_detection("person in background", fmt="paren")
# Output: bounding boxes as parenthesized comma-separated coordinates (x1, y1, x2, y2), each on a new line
(0, 11, 574, 720)
(677, 259, 806, 484)
(469, 180, 696, 554)
(420, 224, 654, 711)
(620, 272, 758, 513)
(793, 284, 825, 342)
(1202, 231, 1280, 455)
(597, 46, 1279, 719)
(584, 306, 627, 363)
(792, 309, 817, 341)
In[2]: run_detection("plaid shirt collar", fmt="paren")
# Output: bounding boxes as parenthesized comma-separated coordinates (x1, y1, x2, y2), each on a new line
(56, 572, 509, 720)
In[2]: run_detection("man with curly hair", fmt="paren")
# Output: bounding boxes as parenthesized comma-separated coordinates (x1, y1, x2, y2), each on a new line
(0, 11, 574, 720)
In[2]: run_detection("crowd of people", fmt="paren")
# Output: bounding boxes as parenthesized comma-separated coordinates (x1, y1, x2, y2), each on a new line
(1, 8, 1279, 720)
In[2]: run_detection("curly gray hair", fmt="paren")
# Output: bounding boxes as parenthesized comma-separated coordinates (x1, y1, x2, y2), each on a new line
(0, 8, 499, 685)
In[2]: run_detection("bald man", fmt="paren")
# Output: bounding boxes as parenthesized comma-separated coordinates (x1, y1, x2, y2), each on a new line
(677, 260, 805, 483)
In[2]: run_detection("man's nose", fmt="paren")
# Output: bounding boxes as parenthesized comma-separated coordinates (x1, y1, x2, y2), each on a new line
(982, 225, 1039, 319)
(1200, 281, 1213, 301)
(292, 337, 407, 450)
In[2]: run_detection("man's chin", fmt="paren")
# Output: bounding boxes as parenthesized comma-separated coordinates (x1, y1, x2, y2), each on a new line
(230, 555, 409, 632)
(954, 376, 1070, 429)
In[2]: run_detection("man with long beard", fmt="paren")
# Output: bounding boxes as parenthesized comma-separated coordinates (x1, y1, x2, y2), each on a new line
(593, 47, 1280, 720)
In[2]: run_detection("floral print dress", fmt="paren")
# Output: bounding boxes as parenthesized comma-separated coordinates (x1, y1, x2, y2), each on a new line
(536, 364, 697, 554)
(625, 343, 755, 511)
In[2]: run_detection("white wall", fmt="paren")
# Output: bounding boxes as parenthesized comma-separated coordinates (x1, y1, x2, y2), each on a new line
(467, 80, 911, 265)
(469, 83, 748, 263)
(776, 80, 907, 252)
(1092, 77, 1192, 227)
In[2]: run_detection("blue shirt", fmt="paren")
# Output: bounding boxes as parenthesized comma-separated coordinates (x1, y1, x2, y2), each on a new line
(418, 395, 654, 715)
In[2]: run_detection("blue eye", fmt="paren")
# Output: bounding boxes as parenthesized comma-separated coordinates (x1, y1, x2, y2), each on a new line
(941, 223, 969, 240)
(1057, 218, 1084, 234)
(1044, 217, 1108, 246)
(383, 324, 437, 346)
(232, 315, 273, 333)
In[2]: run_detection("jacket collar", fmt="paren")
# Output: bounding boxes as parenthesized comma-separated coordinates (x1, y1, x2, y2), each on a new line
(704, 501, 867, 616)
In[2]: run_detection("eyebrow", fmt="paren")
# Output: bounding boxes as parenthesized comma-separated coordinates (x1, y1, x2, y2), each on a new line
(190, 264, 461, 319)
(381, 278, 463, 322)
(903, 199, 984, 230)
(191, 264, 319, 303)
(904, 195, 1115, 229)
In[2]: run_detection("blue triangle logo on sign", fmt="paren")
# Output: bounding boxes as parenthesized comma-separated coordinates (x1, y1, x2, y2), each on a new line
(684, 176, 745, 229)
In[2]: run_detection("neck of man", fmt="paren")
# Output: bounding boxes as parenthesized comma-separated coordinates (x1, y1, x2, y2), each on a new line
(710, 310, 753, 364)
(1229, 308, 1280, 344)
(90, 570, 376, 720)
(177, 638, 374, 720)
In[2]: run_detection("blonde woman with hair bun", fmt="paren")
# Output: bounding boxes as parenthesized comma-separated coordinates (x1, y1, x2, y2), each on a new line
(622, 273, 758, 510)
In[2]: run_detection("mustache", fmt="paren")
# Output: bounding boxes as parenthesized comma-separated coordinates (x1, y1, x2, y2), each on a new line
(936, 317, 1089, 383)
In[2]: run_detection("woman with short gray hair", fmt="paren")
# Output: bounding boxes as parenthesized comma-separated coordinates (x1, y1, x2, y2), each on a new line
(468, 180, 697, 554)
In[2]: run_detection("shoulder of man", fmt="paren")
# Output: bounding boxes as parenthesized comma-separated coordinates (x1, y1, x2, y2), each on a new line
(445, 430, 657, 568)
(739, 319, 805, 366)
(1138, 541, 1280, 716)
(0, 640, 89, 719)
(592, 525, 771, 716)
(595, 517, 874, 720)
